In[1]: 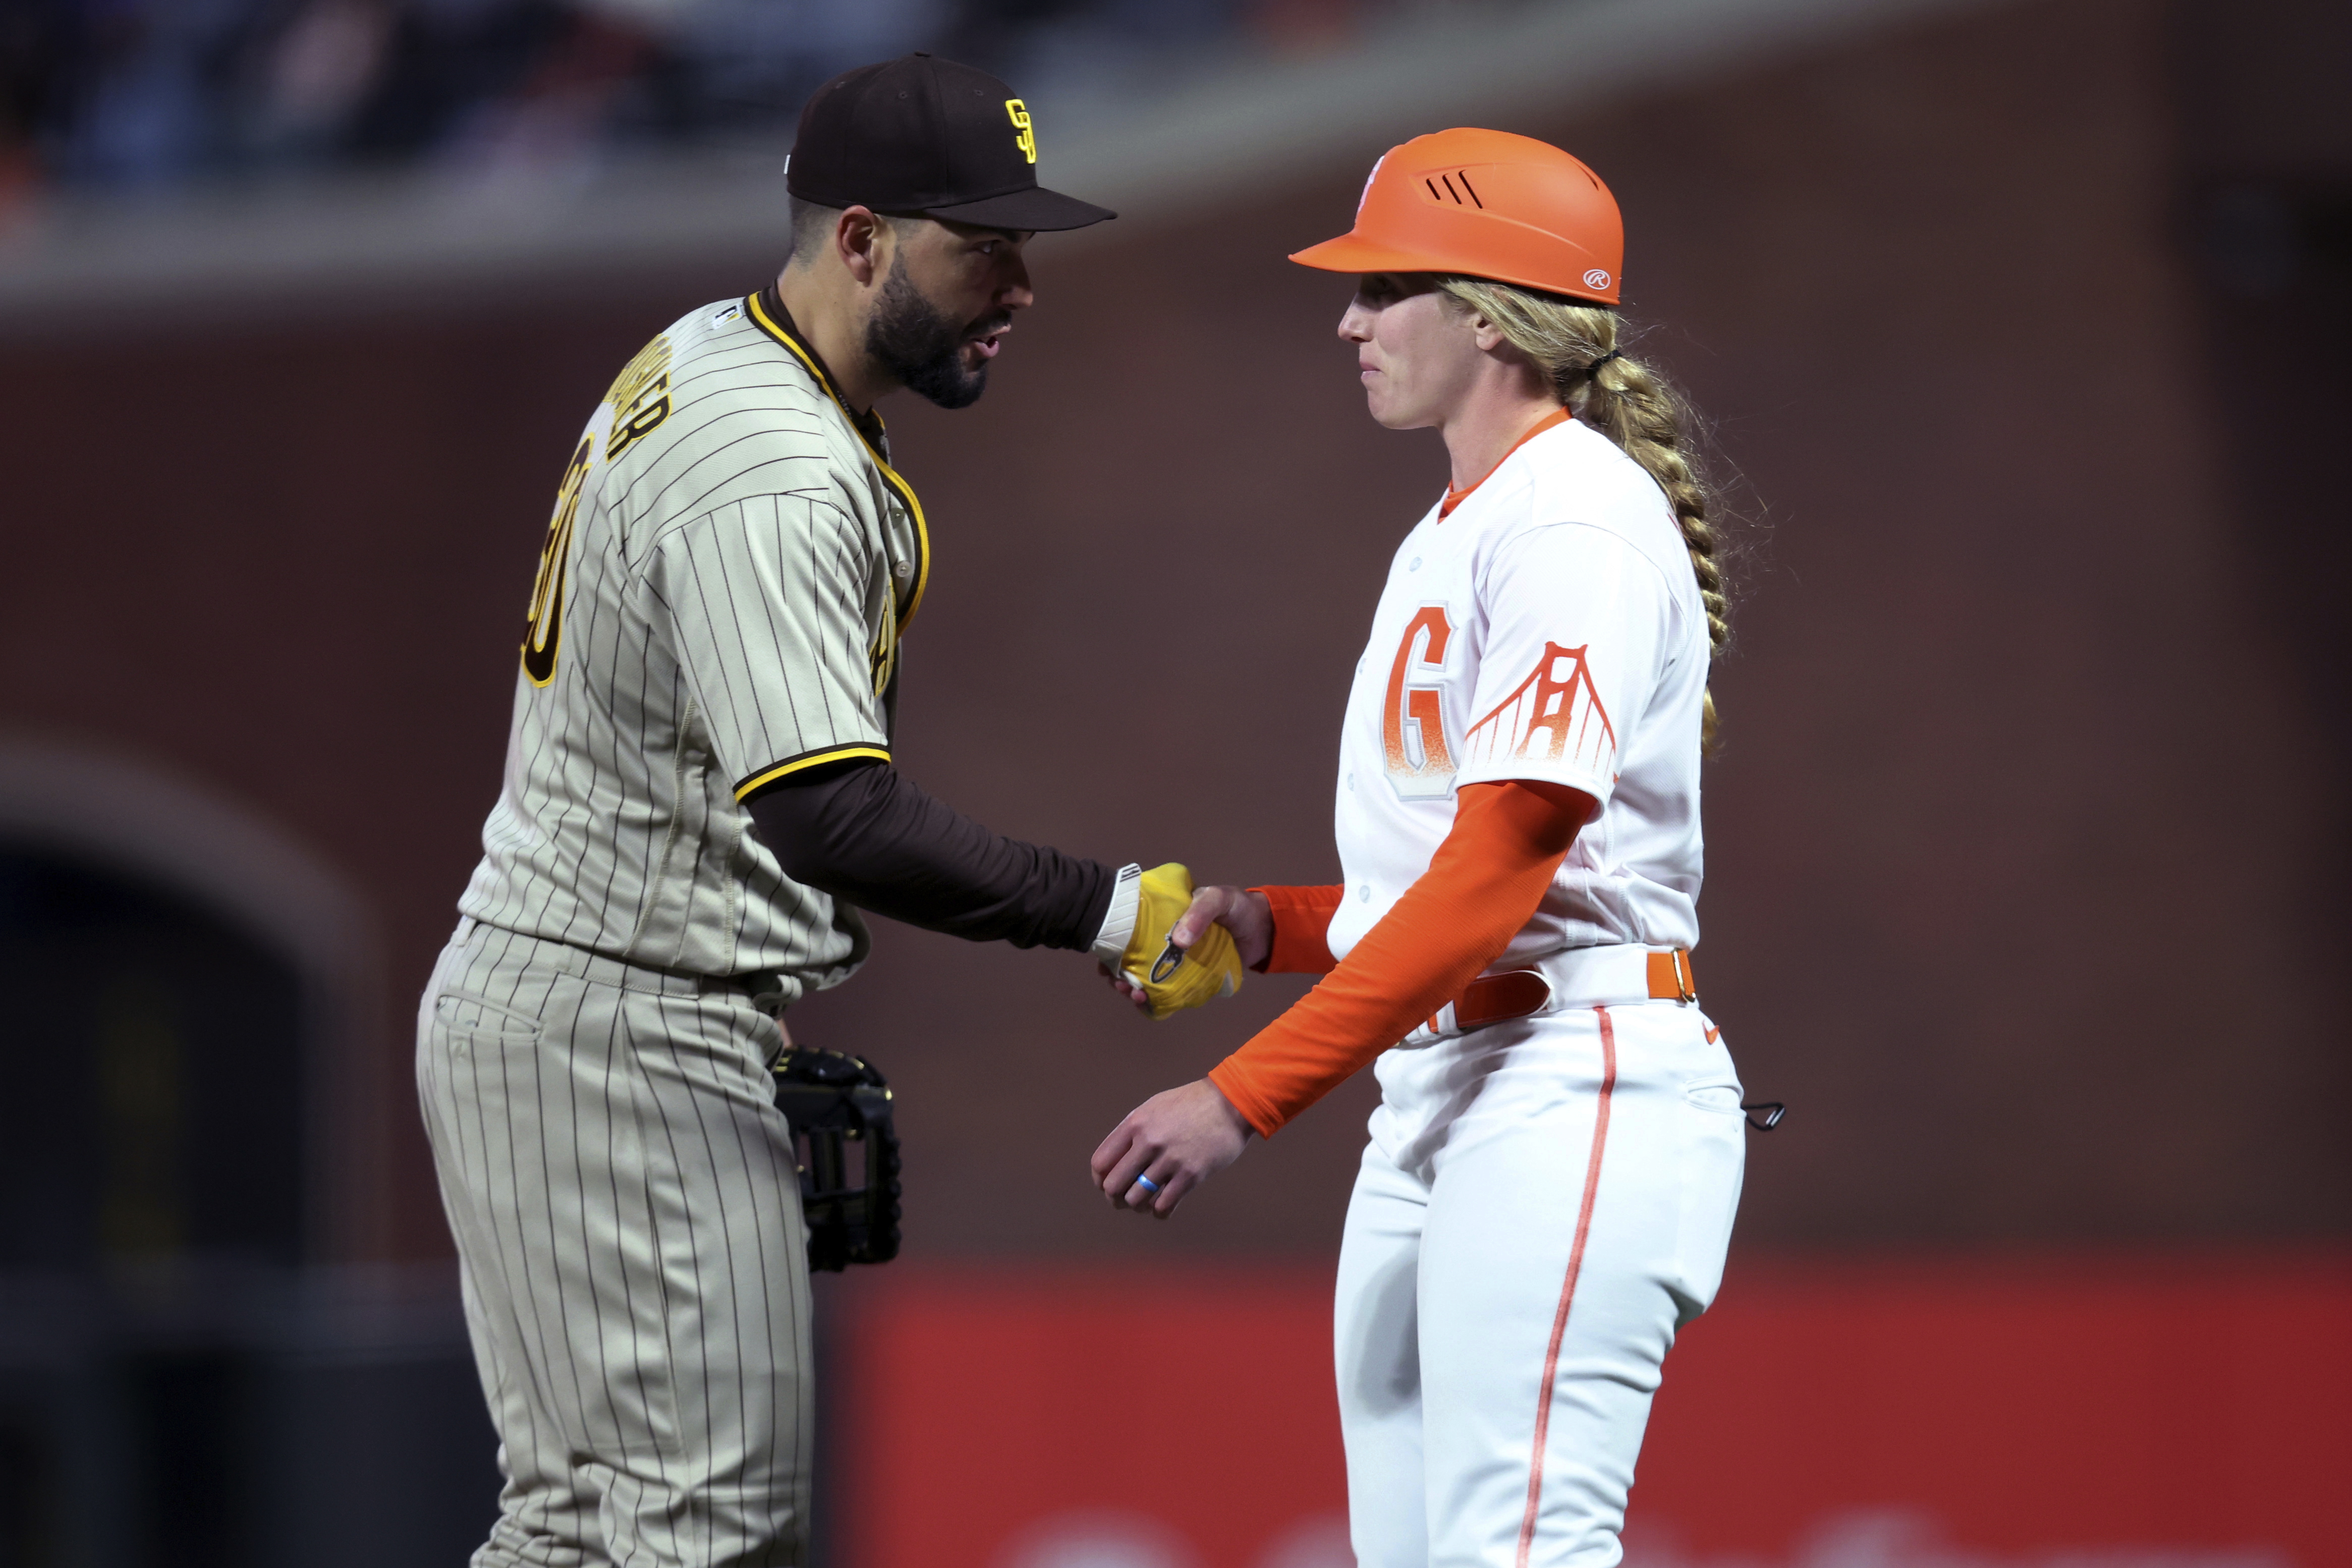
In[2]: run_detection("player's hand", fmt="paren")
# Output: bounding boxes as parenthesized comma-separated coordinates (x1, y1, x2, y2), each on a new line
(1101, 883, 1271, 1015)
(1090, 1078, 1254, 1218)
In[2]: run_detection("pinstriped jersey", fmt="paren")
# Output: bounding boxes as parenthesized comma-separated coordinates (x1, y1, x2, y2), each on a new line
(457, 289, 931, 996)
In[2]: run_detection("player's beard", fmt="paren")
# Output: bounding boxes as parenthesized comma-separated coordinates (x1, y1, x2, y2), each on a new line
(865, 256, 998, 410)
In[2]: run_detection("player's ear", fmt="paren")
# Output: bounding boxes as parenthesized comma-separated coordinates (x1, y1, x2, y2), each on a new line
(837, 206, 888, 286)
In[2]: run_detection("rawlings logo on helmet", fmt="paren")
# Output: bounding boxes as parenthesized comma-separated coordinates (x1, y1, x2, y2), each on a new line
(1583, 268, 1611, 291)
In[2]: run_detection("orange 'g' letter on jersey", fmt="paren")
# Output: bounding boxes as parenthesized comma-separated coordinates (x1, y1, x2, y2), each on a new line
(1383, 603, 1457, 799)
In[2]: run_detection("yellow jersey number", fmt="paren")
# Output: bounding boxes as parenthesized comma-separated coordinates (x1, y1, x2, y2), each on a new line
(521, 335, 672, 685)
(522, 434, 591, 687)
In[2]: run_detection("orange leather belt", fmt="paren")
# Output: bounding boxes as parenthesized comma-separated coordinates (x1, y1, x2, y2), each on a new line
(1449, 947, 1696, 1031)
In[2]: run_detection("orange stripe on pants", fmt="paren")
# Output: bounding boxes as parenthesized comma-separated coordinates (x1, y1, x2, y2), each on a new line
(1514, 1003, 1617, 1567)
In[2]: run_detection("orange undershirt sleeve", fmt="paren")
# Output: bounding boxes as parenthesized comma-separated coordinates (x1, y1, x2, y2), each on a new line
(1207, 780, 1592, 1140)
(1249, 884, 1345, 975)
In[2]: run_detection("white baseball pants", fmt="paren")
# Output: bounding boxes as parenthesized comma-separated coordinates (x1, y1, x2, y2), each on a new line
(417, 918, 812, 1568)
(1335, 1000, 1746, 1568)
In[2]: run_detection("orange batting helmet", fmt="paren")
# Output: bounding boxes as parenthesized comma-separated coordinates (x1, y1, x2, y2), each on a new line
(1289, 128, 1624, 306)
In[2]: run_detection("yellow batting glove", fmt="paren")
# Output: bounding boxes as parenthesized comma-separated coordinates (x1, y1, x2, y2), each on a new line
(1122, 863, 1245, 1020)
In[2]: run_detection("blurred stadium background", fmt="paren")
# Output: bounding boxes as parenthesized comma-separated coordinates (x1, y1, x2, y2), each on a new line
(0, 0, 2347, 1563)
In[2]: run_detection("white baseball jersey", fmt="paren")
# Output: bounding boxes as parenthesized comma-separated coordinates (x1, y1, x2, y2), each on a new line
(457, 290, 928, 999)
(1323, 415, 1708, 966)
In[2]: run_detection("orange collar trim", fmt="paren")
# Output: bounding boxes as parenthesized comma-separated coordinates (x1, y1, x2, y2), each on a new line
(1440, 407, 1574, 519)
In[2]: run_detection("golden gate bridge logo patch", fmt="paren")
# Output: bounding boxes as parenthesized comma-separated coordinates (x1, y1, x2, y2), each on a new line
(1464, 642, 1616, 775)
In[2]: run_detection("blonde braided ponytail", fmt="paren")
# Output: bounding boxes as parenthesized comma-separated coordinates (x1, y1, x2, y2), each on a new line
(1437, 276, 1730, 751)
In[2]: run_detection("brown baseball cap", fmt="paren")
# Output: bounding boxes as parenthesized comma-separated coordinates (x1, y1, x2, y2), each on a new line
(785, 53, 1115, 233)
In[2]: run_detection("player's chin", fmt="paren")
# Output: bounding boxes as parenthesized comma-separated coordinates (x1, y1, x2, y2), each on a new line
(906, 357, 991, 410)
(950, 362, 992, 403)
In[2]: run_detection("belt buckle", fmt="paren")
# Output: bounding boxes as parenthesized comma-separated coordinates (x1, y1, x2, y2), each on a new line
(1652, 947, 1695, 1004)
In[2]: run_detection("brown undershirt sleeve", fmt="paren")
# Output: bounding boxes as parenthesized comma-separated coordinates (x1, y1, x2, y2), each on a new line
(747, 760, 1115, 951)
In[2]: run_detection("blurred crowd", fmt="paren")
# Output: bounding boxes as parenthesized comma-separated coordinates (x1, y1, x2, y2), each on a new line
(0, 0, 1391, 200)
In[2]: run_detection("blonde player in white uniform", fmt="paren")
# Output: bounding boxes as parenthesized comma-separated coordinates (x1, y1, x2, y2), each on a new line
(1091, 130, 1747, 1565)
(419, 55, 1240, 1568)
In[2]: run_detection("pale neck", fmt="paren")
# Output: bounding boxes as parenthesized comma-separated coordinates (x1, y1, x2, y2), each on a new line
(1439, 378, 1569, 492)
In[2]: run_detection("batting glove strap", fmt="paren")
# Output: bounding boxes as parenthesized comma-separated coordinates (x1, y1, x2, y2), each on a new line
(1089, 863, 1143, 970)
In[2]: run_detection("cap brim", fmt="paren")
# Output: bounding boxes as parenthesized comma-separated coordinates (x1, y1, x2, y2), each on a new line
(1288, 231, 1617, 305)
(922, 185, 1116, 232)
(1290, 232, 1457, 274)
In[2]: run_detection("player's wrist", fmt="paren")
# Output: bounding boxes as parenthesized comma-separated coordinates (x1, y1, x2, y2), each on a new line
(1198, 1075, 1257, 1143)
(1204, 1059, 1278, 1141)
(1236, 888, 1275, 970)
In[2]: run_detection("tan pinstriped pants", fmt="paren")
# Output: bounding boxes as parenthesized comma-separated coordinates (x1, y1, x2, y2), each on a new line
(417, 918, 812, 1568)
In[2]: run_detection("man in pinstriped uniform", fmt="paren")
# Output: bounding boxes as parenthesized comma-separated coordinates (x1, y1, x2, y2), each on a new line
(418, 56, 1152, 1567)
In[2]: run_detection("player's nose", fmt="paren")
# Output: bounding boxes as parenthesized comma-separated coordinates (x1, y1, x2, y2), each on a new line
(997, 253, 1035, 310)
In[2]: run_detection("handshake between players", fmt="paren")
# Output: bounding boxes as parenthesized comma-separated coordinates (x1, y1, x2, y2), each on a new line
(1091, 873, 1268, 1218)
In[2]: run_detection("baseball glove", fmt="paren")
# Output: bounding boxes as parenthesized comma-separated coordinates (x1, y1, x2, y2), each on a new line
(771, 1047, 901, 1270)
(1119, 862, 1246, 1021)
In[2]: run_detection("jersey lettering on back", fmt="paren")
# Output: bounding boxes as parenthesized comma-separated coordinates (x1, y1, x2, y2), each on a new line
(602, 336, 674, 464)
